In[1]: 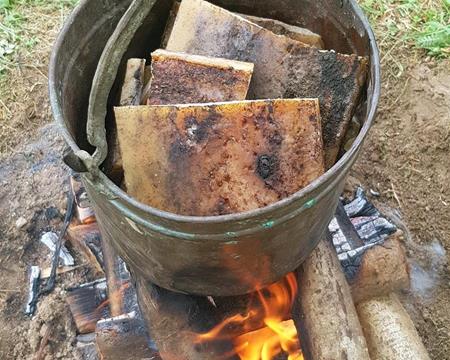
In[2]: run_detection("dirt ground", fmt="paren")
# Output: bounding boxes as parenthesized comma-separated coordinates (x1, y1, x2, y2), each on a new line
(352, 59, 450, 359)
(0, 3, 449, 360)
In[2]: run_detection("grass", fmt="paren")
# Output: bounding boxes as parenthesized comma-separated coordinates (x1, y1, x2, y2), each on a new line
(359, 0, 450, 58)
(0, 0, 77, 155)
(0, 0, 78, 77)
(356, 0, 449, 113)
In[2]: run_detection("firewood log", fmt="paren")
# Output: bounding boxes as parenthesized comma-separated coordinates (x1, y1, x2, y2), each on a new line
(102, 237, 125, 317)
(143, 49, 254, 105)
(357, 294, 431, 360)
(166, 0, 368, 169)
(293, 238, 371, 360)
(66, 280, 109, 334)
(240, 14, 324, 49)
(135, 278, 237, 360)
(349, 235, 410, 304)
(115, 99, 324, 216)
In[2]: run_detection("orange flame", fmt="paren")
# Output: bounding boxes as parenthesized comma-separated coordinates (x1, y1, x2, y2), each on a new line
(196, 273, 303, 360)
(95, 281, 131, 315)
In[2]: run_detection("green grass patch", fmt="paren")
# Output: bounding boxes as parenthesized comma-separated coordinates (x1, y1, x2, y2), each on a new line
(0, 0, 78, 75)
(359, 0, 450, 58)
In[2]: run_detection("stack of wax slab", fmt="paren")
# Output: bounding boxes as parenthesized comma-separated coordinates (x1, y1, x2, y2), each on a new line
(166, 0, 368, 168)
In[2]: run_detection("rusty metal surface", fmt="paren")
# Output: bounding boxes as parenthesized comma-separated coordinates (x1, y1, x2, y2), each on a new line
(49, 0, 381, 296)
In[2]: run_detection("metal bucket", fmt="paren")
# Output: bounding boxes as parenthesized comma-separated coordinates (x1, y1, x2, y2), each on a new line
(49, 0, 380, 296)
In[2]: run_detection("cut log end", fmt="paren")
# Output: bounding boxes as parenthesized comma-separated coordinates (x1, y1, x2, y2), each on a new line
(136, 278, 236, 360)
(349, 234, 410, 304)
(357, 294, 431, 360)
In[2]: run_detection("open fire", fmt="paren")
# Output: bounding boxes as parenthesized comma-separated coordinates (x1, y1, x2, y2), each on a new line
(196, 273, 303, 360)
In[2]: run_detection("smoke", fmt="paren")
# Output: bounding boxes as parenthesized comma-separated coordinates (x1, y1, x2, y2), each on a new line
(410, 240, 447, 300)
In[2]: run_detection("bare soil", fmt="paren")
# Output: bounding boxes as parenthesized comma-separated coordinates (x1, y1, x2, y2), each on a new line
(352, 59, 450, 359)
(0, 6, 449, 360)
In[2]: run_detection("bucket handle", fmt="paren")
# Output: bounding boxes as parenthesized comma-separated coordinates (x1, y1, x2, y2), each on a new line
(85, 0, 159, 174)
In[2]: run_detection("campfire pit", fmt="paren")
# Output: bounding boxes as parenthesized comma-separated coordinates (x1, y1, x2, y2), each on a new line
(44, 0, 427, 359)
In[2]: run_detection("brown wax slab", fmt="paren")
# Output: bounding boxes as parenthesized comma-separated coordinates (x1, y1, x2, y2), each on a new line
(160, 3, 323, 49)
(241, 14, 324, 49)
(104, 59, 146, 184)
(166, 0, 368, 169)
(120, 58, 146, 106)
(115, 99, 324, 216)
(161, 1, 181, 48)
(145, 49, 254, 105)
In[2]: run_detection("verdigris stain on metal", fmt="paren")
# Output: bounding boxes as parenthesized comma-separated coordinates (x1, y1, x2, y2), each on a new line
(303, 199, 317, 210)
(49, 0, 380, 296)
(262, 221, 275, 229)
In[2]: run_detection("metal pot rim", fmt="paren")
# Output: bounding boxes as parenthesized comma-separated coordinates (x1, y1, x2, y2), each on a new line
(49, 0, 380, 225)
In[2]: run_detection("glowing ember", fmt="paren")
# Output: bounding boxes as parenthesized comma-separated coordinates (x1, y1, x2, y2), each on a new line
(196, 273, 303, 359)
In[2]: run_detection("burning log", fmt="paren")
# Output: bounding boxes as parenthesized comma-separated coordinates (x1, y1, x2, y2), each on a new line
(101, 238, 129, 317)
(67, 213, 131, 317)
(66, 222, 104, 276)
(41, 265, 82, 279)
(357, 294, 431, 360)
(240, 14, 324, 49)
(143, 49, 254, 105)
(293, 238, 371, 360)
(348, 234, 410, 304)
(115, 99, 324, 215)
(166, 0, 368, 169)
(135, 278, 236, 360)
(96, 311, 161, 360)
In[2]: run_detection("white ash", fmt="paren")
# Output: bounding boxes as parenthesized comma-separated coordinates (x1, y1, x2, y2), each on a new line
(40, 231, 75, 266)
(25, 266, 40, 316)
(15, 216, 28, 229)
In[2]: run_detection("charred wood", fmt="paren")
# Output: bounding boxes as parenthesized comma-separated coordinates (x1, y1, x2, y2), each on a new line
(67, 223, 104, 276)
(96, 311, 160, 360)
(66, 280, 109, 334)
(136, 278, 237, 360)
